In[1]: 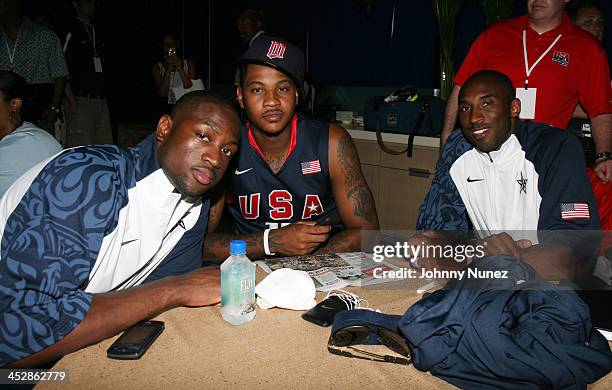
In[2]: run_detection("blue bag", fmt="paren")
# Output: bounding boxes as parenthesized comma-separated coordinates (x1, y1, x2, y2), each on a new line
(332, 256, 612, 389)
(363, 86, 444, 157)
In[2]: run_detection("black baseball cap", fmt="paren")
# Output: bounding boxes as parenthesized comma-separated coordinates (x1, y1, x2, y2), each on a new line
(238, 35, 305, 87)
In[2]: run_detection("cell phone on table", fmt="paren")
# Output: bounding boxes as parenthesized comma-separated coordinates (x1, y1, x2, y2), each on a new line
(302, 296, 348, 327)
(107, 320, 165, 360)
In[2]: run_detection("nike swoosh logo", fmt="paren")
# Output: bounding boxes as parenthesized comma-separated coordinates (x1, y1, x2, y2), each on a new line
(467, 177, 485, 182)
(121, 239, 139, 246)
(235, 168, 253, 175)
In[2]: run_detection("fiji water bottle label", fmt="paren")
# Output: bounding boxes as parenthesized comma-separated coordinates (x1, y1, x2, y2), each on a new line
(221, 274, 255, 309)
(240, 276, 254, 292)
(239, 276, 256, 315)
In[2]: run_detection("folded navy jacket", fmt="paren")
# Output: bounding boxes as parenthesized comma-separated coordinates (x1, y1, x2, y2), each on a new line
(333, 256, 612, 389)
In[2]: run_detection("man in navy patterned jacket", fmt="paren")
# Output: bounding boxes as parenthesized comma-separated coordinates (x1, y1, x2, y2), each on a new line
(0, 91, 240, 367)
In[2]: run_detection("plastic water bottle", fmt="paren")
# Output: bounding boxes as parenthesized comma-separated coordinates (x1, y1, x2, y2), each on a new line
(221, 240, 256, 325)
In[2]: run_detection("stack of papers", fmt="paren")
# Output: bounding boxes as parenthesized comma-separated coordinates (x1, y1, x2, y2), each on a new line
(255, 252, 398, 291)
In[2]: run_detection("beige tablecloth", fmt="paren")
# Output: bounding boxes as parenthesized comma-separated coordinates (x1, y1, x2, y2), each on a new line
(39, 272, 612, 390)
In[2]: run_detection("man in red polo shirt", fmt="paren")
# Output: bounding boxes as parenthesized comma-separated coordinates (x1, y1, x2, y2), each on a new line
(441, 0, 612, 182)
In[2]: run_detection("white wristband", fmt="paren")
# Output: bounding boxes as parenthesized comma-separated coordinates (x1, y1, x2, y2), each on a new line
(263, 228, 276, 256)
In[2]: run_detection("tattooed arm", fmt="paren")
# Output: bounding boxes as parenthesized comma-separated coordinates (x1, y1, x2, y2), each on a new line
(206, 224, 332, 260)
(205, 224, 331, 260)
(204, 231, 266, 262)
(201, 181, 263, 260)
(318, 124, 379, 253)
(204, 188, 330, 260)
(204, 180, 330, 258)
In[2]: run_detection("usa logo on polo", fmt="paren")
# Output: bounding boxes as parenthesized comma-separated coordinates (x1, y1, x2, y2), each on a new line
(551, 51, 569, 67)
(267, 41, 286, 59)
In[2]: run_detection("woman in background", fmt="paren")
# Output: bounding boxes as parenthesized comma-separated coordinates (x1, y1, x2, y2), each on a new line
(151, 32, 196, 113)
(0, 71, 62, 197)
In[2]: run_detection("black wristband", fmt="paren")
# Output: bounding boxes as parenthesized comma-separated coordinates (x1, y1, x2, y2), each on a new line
(594, 151, 612, 161)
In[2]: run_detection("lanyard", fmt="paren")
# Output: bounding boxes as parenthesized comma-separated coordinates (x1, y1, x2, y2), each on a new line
(2, 25, 23, 70)
(522, 30, 561, 88)
(80, 20, 97, 55)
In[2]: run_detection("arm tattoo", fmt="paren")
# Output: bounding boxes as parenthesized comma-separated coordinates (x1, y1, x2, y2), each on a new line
(317, 229, 360, 253)
(337, 134, 376, 222)
(204, 232, 265, 260)
(268, 231, 281, 254)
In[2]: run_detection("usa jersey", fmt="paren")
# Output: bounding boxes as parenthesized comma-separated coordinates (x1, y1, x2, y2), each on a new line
(228, 115, 339, 233)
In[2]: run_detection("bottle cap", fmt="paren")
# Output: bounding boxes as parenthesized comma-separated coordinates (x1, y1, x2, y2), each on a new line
(230, 240, 247, 255)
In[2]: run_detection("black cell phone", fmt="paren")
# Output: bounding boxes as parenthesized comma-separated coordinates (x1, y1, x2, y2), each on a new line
(315, 213, 343, 227)
(107, 320, 165, 360)
(302, 296, 348, 327)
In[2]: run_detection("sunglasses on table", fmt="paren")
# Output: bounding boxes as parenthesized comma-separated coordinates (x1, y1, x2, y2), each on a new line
(327, 325, 412, 365)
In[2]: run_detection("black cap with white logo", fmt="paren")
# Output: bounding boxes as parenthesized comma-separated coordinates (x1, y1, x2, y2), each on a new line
(238, 35, 305, 87)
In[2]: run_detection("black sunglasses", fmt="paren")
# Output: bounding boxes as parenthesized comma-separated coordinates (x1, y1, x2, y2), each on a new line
(327, 325, 412, 365)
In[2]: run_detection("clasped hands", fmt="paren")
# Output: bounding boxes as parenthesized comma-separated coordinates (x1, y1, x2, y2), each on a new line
(267, 221, 332, 256)
(164, 52, 183, 70)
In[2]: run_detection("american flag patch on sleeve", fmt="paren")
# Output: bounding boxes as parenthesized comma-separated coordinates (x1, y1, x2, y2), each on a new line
(560, 202, 590, 220)
(301, 160, 321, 175)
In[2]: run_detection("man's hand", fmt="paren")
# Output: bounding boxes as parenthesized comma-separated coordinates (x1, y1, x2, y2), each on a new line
(478, 232, 532, 258)
(591, 113, 612, 181)
(7, 266, 222, 368)
(173, 56, 184, 69)
(269, 221, 331, 256)
(594, 159, 611, 182)
(406, 230, 451, 248)
(174, 267, 221, 307)
(164, 55, 177, 70)
(406, 231, 532, 271)
(165, 54, 183, 70)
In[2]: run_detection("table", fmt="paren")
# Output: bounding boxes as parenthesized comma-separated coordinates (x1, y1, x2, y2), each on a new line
(39, 271, 612, 390)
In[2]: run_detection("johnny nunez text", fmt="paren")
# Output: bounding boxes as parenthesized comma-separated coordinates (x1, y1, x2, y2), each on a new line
(373, 267, 508, 280)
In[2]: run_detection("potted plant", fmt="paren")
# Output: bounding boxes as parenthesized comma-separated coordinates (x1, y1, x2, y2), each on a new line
(430, 0, 464, 101)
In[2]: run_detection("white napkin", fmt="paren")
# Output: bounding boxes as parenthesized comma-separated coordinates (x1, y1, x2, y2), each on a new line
(255, 268, 316, 310)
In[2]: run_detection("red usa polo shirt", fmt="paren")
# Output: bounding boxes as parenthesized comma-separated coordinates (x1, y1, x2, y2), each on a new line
(455, 14, 612, 129)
